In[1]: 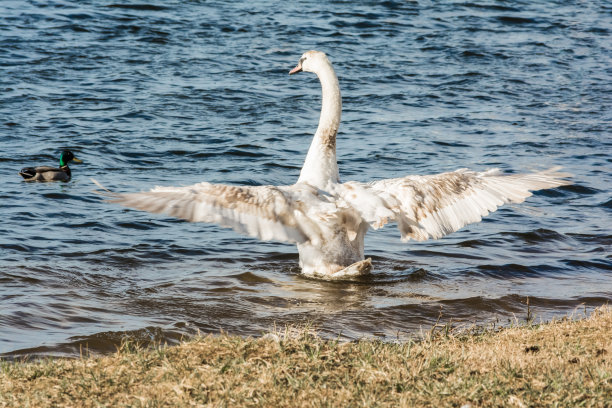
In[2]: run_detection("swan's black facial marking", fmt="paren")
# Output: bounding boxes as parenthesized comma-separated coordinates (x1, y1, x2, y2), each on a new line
(289, 56, 306, 75)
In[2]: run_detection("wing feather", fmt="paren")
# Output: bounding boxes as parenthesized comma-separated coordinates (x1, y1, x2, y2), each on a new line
(340, 167, 571, 241)
(104, 182, 325, 244)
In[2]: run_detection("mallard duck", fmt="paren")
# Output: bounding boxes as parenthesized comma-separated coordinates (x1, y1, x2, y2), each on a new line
(19, 150, 83, 182)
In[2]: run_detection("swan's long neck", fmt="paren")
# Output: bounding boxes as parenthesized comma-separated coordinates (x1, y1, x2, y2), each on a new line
(297, 61, 341, 189)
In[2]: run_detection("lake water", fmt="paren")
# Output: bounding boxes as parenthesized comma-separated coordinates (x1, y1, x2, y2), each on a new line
(1, 0, 610, 357)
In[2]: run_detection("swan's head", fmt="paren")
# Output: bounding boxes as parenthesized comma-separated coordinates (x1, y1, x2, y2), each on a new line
(289, 51, 330, 75)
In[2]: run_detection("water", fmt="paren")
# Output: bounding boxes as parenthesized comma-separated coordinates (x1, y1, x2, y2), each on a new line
(1, 0, 610, 357)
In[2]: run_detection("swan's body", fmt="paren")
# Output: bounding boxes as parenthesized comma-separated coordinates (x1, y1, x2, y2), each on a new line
(102, 51, 571, 279)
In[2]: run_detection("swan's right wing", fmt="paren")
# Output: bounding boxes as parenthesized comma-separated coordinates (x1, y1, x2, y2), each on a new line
(339, 167, 571, 241)
(96, 181, 328, 244)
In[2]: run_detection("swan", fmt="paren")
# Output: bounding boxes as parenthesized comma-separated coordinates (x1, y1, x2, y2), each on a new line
(97, 50, 571, 279)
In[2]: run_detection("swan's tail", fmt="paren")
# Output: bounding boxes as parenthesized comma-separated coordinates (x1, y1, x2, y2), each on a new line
(328, 258, 372, 280)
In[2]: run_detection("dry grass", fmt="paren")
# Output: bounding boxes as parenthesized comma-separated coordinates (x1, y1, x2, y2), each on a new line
(1, 307, 611, 407)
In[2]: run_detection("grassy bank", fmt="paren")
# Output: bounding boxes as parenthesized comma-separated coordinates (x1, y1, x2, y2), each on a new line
(1, 308, 610, 407)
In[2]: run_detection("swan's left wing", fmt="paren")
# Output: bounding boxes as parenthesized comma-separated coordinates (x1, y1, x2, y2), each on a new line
(338, 167, 571, 241)
(98, 181, 326, 244)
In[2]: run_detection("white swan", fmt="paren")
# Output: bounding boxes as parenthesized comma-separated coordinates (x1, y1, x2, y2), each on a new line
(100, 50, 571, 279)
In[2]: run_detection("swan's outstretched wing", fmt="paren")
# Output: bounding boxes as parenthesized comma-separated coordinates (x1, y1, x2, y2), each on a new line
(99, 181, 328, 244)
(339, 167, 571, 241)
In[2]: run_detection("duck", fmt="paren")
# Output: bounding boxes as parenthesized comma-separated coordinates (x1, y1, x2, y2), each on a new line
(20, 150, 82, 182)
(95, 51, 571, 279)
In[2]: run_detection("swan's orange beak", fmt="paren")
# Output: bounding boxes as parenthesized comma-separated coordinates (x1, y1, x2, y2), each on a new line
(289, 63, 302, 75)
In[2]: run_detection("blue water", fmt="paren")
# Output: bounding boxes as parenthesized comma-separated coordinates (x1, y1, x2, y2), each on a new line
(1, 0, 610, 357)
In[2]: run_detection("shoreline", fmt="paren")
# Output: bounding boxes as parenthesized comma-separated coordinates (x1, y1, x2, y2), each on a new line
(1, 307, 610, 407)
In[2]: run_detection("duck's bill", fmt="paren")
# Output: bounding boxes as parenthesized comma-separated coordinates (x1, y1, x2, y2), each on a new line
(72, 157, 83, 163)
(289, 64, 302, 75)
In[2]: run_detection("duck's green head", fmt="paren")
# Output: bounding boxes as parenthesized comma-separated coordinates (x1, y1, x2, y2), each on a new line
(59, 150, 83, 167)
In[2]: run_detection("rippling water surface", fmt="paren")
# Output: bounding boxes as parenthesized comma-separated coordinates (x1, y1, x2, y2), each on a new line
(1, 0, 610, 357)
